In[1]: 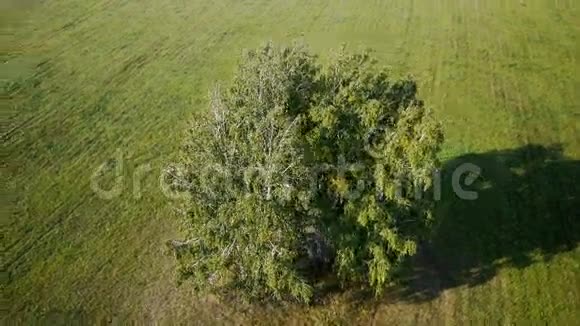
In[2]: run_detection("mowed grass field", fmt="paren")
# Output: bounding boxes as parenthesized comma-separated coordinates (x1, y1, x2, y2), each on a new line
(3, 0, 579, 323)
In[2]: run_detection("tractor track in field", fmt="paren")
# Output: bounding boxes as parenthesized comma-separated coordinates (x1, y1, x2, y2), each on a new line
(398, 0, 415, 71)
(1, 116, 36, 143)
(4, 191, 91, 276)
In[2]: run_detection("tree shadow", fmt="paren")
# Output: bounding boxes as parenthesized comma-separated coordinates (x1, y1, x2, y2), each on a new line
(394, 144, 580, 303)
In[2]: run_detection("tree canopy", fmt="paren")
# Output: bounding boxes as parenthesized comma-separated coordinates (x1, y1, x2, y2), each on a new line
(169, 43, 443, 303)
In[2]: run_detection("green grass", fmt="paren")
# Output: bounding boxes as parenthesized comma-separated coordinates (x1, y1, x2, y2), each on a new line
(3, 0, 579, 323)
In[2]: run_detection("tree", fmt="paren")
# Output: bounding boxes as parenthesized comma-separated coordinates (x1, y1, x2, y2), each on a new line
(169, 43, 443, 303)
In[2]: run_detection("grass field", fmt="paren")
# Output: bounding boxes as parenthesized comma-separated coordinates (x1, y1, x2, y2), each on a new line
(3, 0, 580, 323)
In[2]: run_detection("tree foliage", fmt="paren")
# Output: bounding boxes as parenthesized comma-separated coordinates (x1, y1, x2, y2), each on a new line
(170, 43, 443, 303)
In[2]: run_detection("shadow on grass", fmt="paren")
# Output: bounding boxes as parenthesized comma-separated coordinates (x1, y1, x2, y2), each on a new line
(393, 144, 580, 303)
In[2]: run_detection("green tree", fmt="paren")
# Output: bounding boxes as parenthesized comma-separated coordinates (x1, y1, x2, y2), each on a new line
(170, 43, 443, 303)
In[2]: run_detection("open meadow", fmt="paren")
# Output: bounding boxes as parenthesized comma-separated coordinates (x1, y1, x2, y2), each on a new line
(3, 0, 579, 323)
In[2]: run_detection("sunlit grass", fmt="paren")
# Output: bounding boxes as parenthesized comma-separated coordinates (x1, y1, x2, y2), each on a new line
(3, 0, 579, 323)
